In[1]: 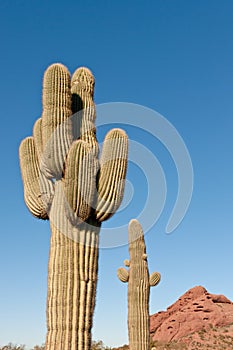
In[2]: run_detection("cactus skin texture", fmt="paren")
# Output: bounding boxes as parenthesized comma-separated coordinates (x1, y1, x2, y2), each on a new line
(19, 63, 128, 350)
(117, 219, 161, 350)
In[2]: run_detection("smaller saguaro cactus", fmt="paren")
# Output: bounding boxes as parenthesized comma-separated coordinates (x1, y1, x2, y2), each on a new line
(117, 219, 161, 350)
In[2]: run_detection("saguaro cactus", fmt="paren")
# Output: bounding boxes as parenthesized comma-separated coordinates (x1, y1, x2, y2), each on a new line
(19, 63, 128, 350)
(117, 219, 161, 350)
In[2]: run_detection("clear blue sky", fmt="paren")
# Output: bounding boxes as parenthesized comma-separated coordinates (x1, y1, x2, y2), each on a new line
(0, 0, 233, 348)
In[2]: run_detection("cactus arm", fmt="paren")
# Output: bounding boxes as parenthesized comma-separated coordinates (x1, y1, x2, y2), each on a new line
(19, 137, 54, 219)
(33, 117, 43, 160)
(41, 64, 73, 179)
(96, 128, 128, 222)
(117, 267, 129, 283)
(149, 272, 161, 287)
(62, 140, 98, 224)
(71, 67, 98, 156)
(124, 259, 130, 267)
(71, 67, 128, 223)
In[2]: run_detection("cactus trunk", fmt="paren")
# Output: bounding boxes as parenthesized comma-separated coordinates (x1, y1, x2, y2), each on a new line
(46, 221, 100, 350)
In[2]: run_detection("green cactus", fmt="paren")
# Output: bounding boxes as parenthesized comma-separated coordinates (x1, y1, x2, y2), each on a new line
(19, 63, 128, 350)
(117, 219, 161, 350)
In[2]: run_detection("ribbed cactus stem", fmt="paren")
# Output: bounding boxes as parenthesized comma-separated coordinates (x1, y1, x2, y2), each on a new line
(63, 140, 98, 224)
(117, 219, 161, 350)
(96, 129, 128, 221)
(33, 117, 43, 160)
(46, 221, 100, 350)
(71, 67, 98, 154)
(128, 219, 150, 350)
(19, 137, 54, 219)
(41, 64, 73, 179)
(46, 180, 101, 350)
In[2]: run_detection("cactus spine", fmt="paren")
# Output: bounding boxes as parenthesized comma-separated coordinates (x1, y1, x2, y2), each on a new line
(19, 64, 128, 350)
(117, 219, 161, 350)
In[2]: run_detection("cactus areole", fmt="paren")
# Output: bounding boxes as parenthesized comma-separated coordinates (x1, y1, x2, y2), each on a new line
(19, 64, 128, 350)
(117, 220, 161, 350)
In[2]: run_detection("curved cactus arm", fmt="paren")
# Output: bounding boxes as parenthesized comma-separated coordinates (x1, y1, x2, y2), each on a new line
(33, 117, 43, 160)
(62, 140, 99, 224)
(96, 128, 128, 222)
(71, 67, 98, 156)
(19, 137, 54, 219)
(149, 272, 161, 287)
(117, 267, 129, 283)
(41, 63, 73, 179)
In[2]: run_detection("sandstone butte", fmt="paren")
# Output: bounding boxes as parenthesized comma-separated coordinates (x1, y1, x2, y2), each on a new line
(150, 285, 233, 343)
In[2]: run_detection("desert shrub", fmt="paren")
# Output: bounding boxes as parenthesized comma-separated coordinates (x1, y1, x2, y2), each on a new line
(32, 345, 45, 350)
(91, 340, 112, 350)
(0, 345, 25, 350)
(0, 343, 46, 350)
(150, 340, 187, 349)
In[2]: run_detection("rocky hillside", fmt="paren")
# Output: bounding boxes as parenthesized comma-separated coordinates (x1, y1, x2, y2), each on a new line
(150, 285, 233, 349)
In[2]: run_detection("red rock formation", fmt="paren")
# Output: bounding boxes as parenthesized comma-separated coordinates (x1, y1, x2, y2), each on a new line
(150, 286, 233, 343)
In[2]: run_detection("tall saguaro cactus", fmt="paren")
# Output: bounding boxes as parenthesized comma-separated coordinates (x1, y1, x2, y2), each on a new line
(19, 63, 128, 350)
(117, 219, 161, 350)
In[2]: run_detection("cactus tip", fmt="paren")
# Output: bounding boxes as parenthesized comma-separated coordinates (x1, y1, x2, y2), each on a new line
(128, 219, 144, 243)
(44, 63, 70, 77)
(71, 66, 95, 85)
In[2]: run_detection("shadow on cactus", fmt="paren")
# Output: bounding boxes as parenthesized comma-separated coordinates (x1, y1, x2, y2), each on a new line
(117, 219, 161, 350)
(19, 64, 128, 350)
